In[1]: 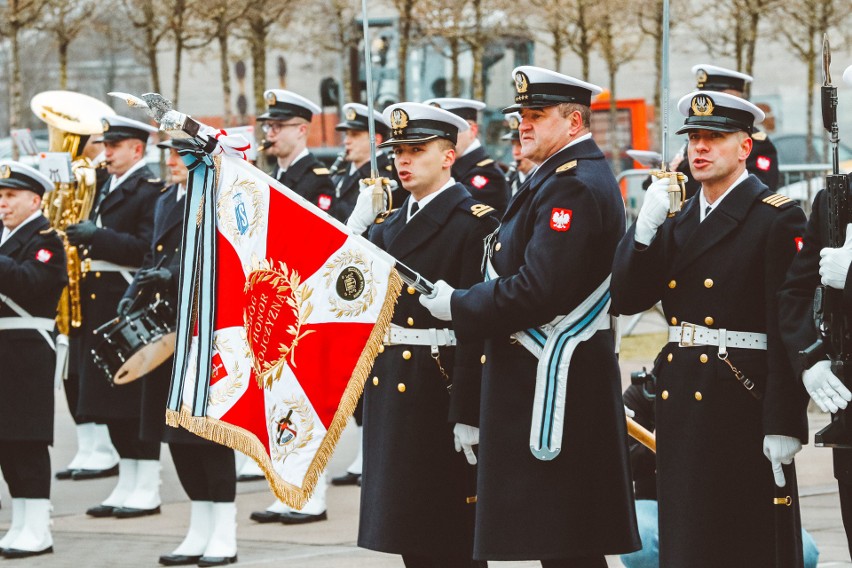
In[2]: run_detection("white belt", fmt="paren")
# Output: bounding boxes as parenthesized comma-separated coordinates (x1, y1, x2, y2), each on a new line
(83, 260, 138, 284)
(0, 317, 56, 332)
(668, 322, 767, 353)
(385, 325, 457, 350)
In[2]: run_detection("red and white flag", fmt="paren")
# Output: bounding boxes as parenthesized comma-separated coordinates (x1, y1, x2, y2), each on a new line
(168, 156, 401, 508)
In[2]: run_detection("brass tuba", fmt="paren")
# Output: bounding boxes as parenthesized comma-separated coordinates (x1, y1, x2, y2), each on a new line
(31, 90, 116, 334)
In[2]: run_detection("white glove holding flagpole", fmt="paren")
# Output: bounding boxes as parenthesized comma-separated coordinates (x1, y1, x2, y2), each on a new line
(819, 224, 852, 289)
(762, 434, 802, 487)
(634, 177, 672, 246)
(453, 423, 480, 465)
(347, 180, 381, 234)
(419, 279, 454, 321)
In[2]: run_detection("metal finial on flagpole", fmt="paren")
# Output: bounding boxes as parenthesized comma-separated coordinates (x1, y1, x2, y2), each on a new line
(361, 0, 379, 179)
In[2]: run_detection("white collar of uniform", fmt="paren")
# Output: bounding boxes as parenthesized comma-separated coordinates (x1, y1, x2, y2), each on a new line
(461, 138, 481, 157)
(1, 210, 44, 246)
(532, 132, 592, 177)
(348, 162, 359, 176)
(176, 183, 186, 202)
(109, 158, 148, 193)
(407, 177, 455, 222)
(280, 148, 310, 173)
(699, 169, 748, 222)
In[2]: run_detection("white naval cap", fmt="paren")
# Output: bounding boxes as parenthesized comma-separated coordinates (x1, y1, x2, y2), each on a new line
(503, 65, 603, 113)
(379, 102, 470, 147)
(691, 64, 753, 92)
(335, 103, 390, 136)
(95, 115, 158, 143)
(258, 89, 322, 122)
(422, 97, 486, 121)
(676, 91, 764, 135)
(844, 64, 852, 87)
(501, 112, 521, 141)
(0, 161, 54, 196)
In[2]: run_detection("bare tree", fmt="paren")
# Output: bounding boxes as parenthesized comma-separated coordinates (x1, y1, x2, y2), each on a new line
(776, 0, 847, 161)
(36, 0, 96, 89)
(390, 0, 416, 99)
(527, 0, 573, 72)
(167, 0, 210, 107)
(0, 0, 45, 157)
(295, 0, 358, 101)
(593, 0, 644, 173)
(119, 0, 171, 93)
(562, 0, 598, 80)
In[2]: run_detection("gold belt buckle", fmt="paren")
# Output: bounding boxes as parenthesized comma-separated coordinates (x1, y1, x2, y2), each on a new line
(773, 496, 792, 506)
(679, 322, 696, 347)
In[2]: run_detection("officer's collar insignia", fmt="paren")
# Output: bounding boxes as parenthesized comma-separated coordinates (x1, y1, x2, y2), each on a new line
(266, 92, 277, 106)
(696, 68, 708, 89)
(514, 71, 529, 94)
(508, 115, 520, 130)
(0, 165, 10, 179)
(101, 118, 110, 131)
(555, 160, 577, 173)
(390, 108, 409, 131)
(345, 107, 357, 121)
(691, 95, 714, 116)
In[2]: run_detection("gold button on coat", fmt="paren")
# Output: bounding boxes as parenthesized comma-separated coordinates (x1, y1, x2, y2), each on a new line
(372, 377, 379, 386)
(668, 280, 676, 289)
(156, 244, 163, 252)
(407, 317, 414, 326)
(670, 317, 678, 325)
(495, 242, 502, 251)
(480, 355, 486, 364)
(397, 383, 406, 393)
(90, 293, 96, 300)
(704, 279, 714, 288)
(694, 392, 703, 401)
(402, 350, 412, 360)
(704, 316, 714, 326)
(407, 286, 416, 295)
(699, 354, 708, 363)
(661, 390, 669, 400)
(95, 271, 101, 278)
(667, 353, 673, 362)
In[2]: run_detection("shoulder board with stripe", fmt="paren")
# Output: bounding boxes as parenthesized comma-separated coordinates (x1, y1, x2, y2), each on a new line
(39, 227, 56, 235)
(469, 203, 495, 218)
(555, 160, 577, 173)
(762, 194, 793, 208)
(160, 186, 169, 193)
(147, 178, 162, 184)
(476, 158, 495, 167)
(313, 168, 330, 175)
(751, 131, 767, 141)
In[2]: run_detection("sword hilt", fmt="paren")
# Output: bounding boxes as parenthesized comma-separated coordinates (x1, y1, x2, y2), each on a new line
(650, 169, 686, 216)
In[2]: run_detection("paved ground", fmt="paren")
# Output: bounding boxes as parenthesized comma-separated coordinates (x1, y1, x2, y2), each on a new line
(1, 310, 850, 567)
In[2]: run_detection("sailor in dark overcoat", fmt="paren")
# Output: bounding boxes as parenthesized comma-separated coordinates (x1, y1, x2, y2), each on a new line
(421, 67, 640, 566)
(611, 90, 807, 567)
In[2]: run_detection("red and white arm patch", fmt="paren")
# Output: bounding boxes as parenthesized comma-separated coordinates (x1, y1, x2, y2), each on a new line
(794, 237, 803, 252)
(550, 208, 572, 231)
(317, 194, 333, 211)
(756, 156, 771, 171)
(35, 249, 53, 263)
(471, 175, 489, 189)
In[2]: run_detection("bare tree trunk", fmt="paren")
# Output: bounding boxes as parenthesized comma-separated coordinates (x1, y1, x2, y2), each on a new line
(652, 0, 662, 150)
(609, 67, 621, 174)
(449, 37, 461, 97)
(10, 29, 22, 159)
(218, 31, 233, 126)
(59, 38, 69, 90)
(250, 16, 268, 118)
(471, 39, 484, 100)
(551, 26, 563, 72)
(805, 32, 815, 163)
(397, 0, 413, 100)
(173, 38, 183, 107)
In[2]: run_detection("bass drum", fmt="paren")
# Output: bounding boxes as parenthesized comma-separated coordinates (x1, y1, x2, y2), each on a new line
(92, 298, 176, 385)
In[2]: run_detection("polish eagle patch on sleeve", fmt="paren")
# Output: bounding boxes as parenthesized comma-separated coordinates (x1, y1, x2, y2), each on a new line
(550, 208, 572, 231)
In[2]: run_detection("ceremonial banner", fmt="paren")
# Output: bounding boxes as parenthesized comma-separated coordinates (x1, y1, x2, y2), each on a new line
(166, 154, 402, 508)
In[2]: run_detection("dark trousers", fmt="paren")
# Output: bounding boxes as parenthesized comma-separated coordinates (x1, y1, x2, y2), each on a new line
(0, 441, 50, 498)
(170, 442, 236, 502)
(63, 371, 88, 424)
(836, 448, 852, 557)
(107, 418, 160, 460)
(402, 555, 485, 568)
(540, 558, 607, 568)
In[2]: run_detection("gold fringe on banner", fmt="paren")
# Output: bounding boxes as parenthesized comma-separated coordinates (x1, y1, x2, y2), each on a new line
(177, 268, 404, 510)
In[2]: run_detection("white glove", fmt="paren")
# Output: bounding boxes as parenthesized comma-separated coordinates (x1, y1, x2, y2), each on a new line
(762, 434, 802, 487)
(418, 279, 455, 321)
(802, 360, 852, 413)
(624, 405, 635, 418)
(453, 423, 480, 465)
(819, 225, 852, 289)
(635, 177, 674, 246)
(346, 180, 378, 234)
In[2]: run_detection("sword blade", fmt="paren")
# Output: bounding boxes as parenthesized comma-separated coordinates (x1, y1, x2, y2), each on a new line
(660, 0, 671, 168)
(822, 33, 832, 86)
(360, 0, 379, 179)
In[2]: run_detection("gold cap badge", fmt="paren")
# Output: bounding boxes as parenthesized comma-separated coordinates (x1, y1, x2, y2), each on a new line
(345, 107, 357, 121)
(691, 95, 715, 117)
(0, 165, 10, 179)
(101, 118, 110, 131)
(514, 71, 529, 94)
(390, 108, 409, 131)
(696, 68, 708, 88)
(266, 92, 277, 106)
(508, 115, 520, 130)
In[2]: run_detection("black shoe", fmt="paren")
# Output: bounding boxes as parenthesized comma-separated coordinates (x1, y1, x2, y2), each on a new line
(197, 554, 237, 567)
(236, 473, 264, 482)
(279, 511, 327, 525)
(55, 468, 79, 480)
(113, 506, 161, 518)
(86, 504, 118, 517)
(249, 510, 287, 523)
(158, 553, 202, 566)
(72, 464, 119, 480)
(2, 546, 54, 559)
(330, 472, 361, 486)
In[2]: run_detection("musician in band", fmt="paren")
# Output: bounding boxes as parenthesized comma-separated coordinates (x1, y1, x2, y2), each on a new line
(0, 163, 67, 558)
(424, 98, 510, 215)
(612, 91, 807, 566)
(347, 102, 497, 568)
(778, 62, 852, 558)
(420, 67, 639, 566)
(119, 138, 238, 566)
(501, 112, 536, 197)
(258, 89, 335, 212)
(65, 116, 165, 519)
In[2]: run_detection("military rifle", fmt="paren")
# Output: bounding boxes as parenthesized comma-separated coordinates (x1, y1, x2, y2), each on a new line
(806, 35, 852, 448)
